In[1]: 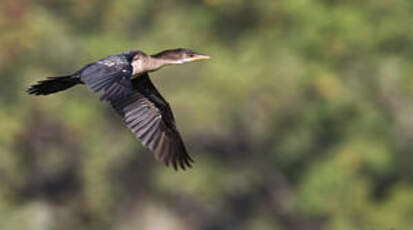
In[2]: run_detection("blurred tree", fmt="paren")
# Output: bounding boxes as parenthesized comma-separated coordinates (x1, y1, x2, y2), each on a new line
(0, 0, 412, 229)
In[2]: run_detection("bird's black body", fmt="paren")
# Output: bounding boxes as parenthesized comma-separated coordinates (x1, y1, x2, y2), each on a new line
(28, 50, 142, 100)
(27, 49, 210, 170)
(78, 51, 138, 101)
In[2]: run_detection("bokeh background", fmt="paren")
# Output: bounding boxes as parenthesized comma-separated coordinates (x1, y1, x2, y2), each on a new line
(1, 0, 413, 229)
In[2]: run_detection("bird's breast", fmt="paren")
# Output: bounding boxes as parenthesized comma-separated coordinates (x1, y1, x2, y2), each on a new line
(131, 59, 145, 76)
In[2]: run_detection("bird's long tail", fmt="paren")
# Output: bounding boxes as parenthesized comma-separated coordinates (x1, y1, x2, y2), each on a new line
(27, 75, 81, 95)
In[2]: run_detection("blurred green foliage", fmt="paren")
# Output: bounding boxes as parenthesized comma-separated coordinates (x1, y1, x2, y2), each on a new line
(1, 0, 413, 229)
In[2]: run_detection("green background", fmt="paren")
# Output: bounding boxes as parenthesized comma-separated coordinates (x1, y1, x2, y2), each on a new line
(1, 0, 413, 229)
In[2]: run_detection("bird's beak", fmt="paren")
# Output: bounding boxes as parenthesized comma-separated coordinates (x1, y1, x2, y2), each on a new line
(191, 54, 211, 61)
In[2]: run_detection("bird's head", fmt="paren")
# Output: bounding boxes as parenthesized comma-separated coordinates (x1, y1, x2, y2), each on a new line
(151, 48, 210, 64)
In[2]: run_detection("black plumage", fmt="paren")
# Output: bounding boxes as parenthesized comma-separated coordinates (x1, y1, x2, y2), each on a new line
(27, 49, 210, 170)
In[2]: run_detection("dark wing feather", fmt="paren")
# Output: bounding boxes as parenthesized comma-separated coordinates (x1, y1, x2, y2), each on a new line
(110, 73, 193, 170)
(79, 56, 133, 101)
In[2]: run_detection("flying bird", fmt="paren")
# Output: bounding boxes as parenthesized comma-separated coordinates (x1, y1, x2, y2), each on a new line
(27, 49, 210, 170)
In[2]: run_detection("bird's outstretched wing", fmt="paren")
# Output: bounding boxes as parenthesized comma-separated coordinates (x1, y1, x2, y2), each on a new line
(79, 56, 133, 101)
(109, 73, 193, 170)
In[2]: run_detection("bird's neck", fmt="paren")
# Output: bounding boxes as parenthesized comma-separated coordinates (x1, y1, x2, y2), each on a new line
(132, 56, 181, 76)
(147, 56, 181, 71)
(132, 55, 182, 75)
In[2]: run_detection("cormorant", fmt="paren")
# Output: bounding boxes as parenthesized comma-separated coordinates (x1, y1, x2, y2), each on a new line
(27, 49, 210, 170)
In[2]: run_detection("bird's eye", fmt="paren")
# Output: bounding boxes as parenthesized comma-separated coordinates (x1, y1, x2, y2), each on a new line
(189, 53, 195, 58)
